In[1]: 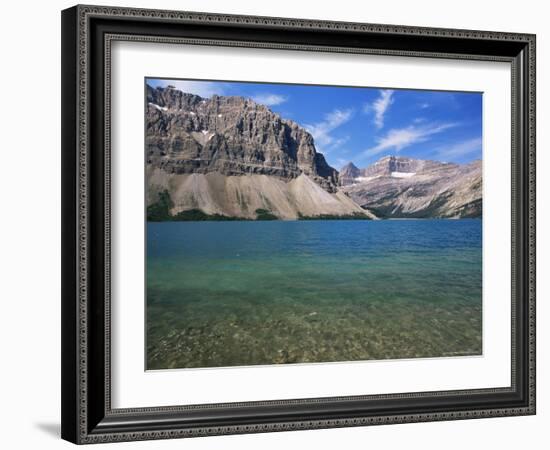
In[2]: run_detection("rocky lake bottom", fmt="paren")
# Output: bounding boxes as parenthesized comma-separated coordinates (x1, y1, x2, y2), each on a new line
(146, 219, 482, 369)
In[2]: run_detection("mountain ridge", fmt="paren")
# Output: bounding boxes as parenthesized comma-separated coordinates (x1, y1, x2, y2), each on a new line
(340, 156, 482, 218)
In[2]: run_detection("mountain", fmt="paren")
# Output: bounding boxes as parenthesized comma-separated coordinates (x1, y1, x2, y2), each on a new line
(338, 162, 361, 186)
(340, 156, 482, 218)
(146, 85, 372, 220)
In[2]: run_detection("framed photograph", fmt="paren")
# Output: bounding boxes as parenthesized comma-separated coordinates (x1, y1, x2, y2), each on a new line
(61, 5, 536, 444)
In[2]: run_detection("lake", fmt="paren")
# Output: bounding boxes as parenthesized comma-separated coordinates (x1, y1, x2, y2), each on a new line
(146, 219, 482, 369)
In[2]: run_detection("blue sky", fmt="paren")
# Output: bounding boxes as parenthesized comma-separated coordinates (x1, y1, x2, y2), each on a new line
(147, 78, 482, 169)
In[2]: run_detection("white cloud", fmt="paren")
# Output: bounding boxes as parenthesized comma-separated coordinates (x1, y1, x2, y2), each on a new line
(419, 102, 430, 109)
(365, 90, 394, 129)
(305, 109, 353, 152)
(148, 79, 225, 98)
(435, 137, 482, 161)
(364, 122, 457, 156)
(251, 93, 288, 106)
(328, 135, 350, 150)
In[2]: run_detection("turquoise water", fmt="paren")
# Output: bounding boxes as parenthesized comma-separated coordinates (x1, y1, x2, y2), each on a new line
(146, 219, 482, 369)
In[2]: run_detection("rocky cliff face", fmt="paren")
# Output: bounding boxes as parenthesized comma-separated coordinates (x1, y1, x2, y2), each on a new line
(146, 85, 338, 192)
(146, 85, 371, 220)
(341, 156, 482, 218)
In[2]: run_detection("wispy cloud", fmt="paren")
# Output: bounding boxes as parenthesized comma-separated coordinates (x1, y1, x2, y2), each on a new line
(305, 109, 353, 152)
(147, 79, 225, 98)
(364, 122, 457, 157)
(435, 137, 482, 161)
(364, 90, 394, 129)
(419, 102, 430, 109)
(328, 136, 350, 149)
(251, 93, 288, 106)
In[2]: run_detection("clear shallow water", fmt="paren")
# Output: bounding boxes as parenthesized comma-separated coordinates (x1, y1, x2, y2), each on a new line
(146, 220, 482, 369)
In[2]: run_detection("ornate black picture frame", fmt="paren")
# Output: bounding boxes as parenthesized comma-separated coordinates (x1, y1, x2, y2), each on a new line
(61, 4, 536, 444)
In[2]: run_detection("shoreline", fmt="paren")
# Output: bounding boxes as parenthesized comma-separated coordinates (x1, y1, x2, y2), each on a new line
(147, 216, 482, 223)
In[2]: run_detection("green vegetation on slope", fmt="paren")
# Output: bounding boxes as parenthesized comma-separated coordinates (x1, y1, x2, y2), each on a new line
(297, 212, 372, 220)
(147, 191, 373, 222)
(172, 210, 248, 221)
(146, 191, 174, 221)
(147, 191, 249, 221)
(255, 209, 278, 221)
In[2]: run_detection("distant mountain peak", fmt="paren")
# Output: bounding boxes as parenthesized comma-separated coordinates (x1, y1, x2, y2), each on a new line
(341, 161, 359, 170)
(338, 162, 361, 185)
